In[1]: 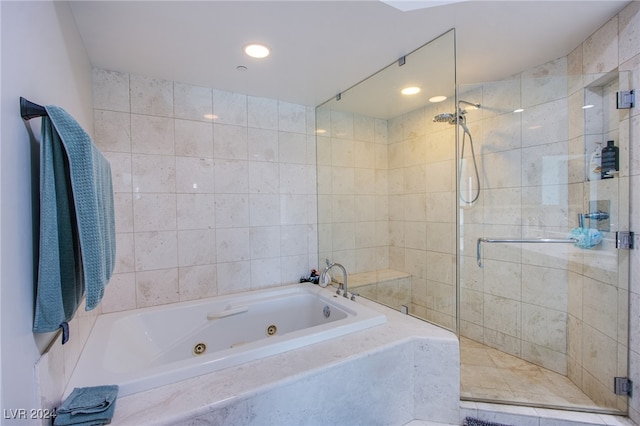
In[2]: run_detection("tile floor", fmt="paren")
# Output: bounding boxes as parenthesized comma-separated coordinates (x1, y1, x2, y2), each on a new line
(404, 337, 635, 425)
(460, 337, 604, 411)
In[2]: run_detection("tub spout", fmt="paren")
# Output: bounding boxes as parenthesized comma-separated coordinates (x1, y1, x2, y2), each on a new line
(320, 259, 349, 299)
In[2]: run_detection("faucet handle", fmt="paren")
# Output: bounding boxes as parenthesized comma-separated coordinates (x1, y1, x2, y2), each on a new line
(336, 283, 343, 295)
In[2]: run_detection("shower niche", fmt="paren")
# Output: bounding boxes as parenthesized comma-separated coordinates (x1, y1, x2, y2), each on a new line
(583, 70, 623, 184)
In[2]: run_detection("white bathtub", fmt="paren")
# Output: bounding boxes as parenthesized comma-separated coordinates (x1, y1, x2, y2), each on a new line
(66, 284, 386, 397)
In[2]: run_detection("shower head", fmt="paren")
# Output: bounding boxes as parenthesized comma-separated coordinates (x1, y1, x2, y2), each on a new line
(433, 112, 455, 123)
(433, 112, 463, 125)
(434, 100, 480, 125)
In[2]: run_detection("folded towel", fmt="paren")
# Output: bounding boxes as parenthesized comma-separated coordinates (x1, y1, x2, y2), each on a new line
(54, 385, 118, 426)
(54, 419, 112, 426)
(465, 417, 512, 426)
(33, 106, 115, 333)
(569, 227, 602, 249)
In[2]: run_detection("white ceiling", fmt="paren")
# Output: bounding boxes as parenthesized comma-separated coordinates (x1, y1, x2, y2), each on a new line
(69, 0, 631, 108)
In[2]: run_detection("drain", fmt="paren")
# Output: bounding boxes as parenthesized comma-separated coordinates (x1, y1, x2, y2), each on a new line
(323, 305, 331, 318)
(266, 324, 277, 336)
(193, 342, 207, 356)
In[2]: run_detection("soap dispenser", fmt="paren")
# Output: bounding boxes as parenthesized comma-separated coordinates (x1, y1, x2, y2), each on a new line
(601, 140, 619, 179)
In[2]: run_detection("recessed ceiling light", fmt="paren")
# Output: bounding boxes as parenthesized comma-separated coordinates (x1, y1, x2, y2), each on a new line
(429, 95, 447, 103)
(244, 43, 270, 59)
(513, 108, 524, 113)
(204, 114, 219, 120)
(582, 104, 595, 109)
(401, 86, 421, 96)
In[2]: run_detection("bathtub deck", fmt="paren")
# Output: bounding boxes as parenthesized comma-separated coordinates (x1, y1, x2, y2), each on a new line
(108, 290, 460, 425)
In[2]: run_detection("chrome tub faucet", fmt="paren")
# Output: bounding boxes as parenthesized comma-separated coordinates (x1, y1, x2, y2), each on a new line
(320, 259, 351, 299)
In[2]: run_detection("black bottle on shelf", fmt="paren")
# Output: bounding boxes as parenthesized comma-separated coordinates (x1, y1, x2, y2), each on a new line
(600, 140, 619, 179)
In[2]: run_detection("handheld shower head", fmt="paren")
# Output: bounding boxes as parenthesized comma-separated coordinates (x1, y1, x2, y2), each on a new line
(433, 101, 482, 205)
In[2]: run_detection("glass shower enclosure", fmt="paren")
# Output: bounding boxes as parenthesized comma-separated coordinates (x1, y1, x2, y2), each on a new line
(316, 29, 458, 328)
(315, 29, 630, 415)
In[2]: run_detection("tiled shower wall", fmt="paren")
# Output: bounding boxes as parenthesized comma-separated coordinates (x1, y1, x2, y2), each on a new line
(316, 104, 458, 329)
(580, 1, 640, 416)
(92, 69, 318, 312)
(316, 110, 390, 273)
(387, 106, 457, 330)
(566, 40, 627, 411)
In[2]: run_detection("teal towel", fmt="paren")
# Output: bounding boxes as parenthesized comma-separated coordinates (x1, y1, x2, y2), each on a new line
(33, 117, 83, 332)
(33, 106, 115, 333)
(54, 385, 118, 426)
(569, 227, 603, 249)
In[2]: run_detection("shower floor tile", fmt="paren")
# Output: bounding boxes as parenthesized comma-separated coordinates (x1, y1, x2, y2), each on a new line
(460, 337, 601, 411)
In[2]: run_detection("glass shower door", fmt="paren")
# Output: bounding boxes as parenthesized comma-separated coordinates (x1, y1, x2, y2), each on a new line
(457, 68, 631, 414)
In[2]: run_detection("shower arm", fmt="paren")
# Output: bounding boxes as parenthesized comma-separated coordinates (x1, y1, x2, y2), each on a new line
(458, 100, 481, 110)
(476, 237, 578, 268)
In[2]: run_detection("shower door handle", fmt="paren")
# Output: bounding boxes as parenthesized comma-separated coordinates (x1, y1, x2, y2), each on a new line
(476, 237, 578, 268)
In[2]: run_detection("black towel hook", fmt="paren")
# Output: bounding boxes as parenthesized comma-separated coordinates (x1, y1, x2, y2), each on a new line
(20, 97, 47, 120)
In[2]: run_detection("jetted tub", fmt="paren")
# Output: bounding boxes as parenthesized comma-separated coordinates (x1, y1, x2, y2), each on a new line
(66, 284, 386, 396)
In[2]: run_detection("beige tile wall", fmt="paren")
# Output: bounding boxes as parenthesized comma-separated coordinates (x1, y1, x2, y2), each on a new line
(93, 69, 318, 312)
(387, 103, 457, 330)
(566, 6, 638, 412)
(316, 108, 390, 274)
